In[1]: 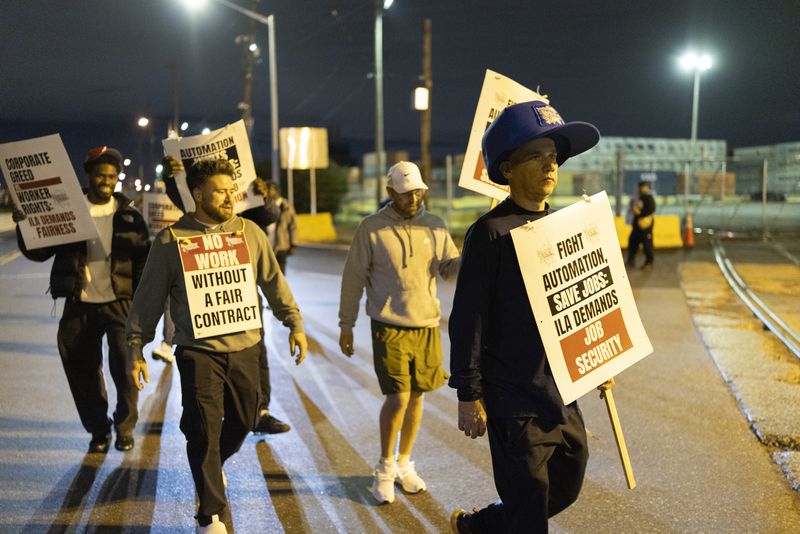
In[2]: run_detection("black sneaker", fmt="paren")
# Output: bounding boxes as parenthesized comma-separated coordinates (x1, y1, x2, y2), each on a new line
(89, 432, 111, 454)
(450, 509, 473, 533)
(253, 413, 290, 434)
(115, 434, 134, 452)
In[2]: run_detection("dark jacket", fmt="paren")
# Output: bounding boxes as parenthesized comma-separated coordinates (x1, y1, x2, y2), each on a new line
(449, 198, 571, 424)
(16, 193, 151, 301)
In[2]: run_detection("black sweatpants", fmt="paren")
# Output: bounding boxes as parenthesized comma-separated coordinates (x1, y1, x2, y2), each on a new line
(257, 342, 271, 410)
(175, 343, 261, 520)
(56, 299, 138, 437)
(470, 404, 589, 533)
(627, 223, 654, 265)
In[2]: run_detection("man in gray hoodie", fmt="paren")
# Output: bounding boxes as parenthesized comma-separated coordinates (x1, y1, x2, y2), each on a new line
(338, 161, 460, 504)
(126, 159, 307, 534)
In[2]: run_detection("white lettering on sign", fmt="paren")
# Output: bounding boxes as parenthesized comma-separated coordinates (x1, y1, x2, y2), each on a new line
(195, 249, 240, 269)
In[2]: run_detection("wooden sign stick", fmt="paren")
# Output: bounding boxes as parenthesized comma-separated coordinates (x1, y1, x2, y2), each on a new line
(598, 379, 636, 489)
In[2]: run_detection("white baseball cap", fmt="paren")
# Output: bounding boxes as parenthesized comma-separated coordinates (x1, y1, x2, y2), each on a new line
(386, 161, 428, 193)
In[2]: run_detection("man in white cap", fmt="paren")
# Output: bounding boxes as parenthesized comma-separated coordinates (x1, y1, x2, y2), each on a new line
(338, 161, 460, 504)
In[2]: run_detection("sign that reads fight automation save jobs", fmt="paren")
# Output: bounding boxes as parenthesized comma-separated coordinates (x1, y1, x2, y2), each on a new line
(177, 231, 262, 339)
(510, 192, 653, 404)
(0, 134, 99, 250)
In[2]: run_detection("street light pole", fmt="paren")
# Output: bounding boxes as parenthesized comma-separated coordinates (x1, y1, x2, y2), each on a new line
(267, 14, 279, 186)
(188, 0, 280, 184)
(679, 51, 712, 216)
(374, 0, 386, 206)
(690, 68, 701, 144)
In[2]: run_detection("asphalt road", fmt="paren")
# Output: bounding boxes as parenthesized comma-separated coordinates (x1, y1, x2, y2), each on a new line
(1, 231, 800, 533)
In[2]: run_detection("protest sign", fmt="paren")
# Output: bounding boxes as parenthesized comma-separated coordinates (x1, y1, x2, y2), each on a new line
(0, 134, 99, 250)
(176, 230, 262, 339)
(510, 191, 653, 404)
(162, 120, 264, 214)
(459, 70, 547, 201)
(141, 192, 182, 240)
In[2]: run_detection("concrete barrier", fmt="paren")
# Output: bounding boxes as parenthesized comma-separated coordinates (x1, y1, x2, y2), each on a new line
(296, 212, 337, 243)
(614, 215, 683, 249)
(0, 213, 14, 233)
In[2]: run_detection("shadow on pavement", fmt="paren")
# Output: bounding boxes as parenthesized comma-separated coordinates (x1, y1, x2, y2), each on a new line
(290, 379, 451, 532)
(14, 364, 176, 532)
(17, 453, 105, 533)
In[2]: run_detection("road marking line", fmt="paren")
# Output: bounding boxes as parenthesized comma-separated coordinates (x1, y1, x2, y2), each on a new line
(0, 250, 21, 266)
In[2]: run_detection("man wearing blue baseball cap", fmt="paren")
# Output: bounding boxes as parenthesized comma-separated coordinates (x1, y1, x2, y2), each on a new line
(448, 100, 600, 533)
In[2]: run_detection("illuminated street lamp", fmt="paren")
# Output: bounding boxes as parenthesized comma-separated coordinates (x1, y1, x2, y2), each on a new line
(201, 127, 211, 135)
(413, 87, 429, 111)
(679, 51, 713, 145)
(180, 121, 189, 132)
(137, 117, 150, 128)
(181, 0, 281, 185)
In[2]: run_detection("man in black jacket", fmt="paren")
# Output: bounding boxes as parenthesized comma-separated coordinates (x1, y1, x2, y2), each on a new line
(14, 146, 150, 453)
(627, 180, 656, 269)
(448, 101, 600, 533)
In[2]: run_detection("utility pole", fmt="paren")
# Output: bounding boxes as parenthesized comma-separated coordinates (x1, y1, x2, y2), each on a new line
(169, 63, 180, 137)
(238, 0, 259, 137)
(420, 18, 432, 187)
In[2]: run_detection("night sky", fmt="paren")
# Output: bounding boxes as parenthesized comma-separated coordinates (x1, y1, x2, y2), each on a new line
(2, 0, 799, 178)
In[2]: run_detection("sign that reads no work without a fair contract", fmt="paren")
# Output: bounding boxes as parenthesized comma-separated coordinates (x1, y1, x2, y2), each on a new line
(0, 134, 99, 250)
(177, 231, 262, 339)
(162, 120, 264, 215)
(511, 192, 653, 404)
(459, 70, 547, 201)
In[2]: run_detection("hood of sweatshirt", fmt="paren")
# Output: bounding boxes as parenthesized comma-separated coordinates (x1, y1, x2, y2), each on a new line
(171, 212, 245, 235)
(375, 203, 429, 269)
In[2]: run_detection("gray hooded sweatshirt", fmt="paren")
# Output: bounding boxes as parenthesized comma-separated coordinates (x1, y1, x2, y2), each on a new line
(338, 204, 460, 332)
(126, 213, 303, 353)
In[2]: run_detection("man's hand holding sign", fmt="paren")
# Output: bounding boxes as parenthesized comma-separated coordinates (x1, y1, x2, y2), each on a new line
(448, 84, 651, 532)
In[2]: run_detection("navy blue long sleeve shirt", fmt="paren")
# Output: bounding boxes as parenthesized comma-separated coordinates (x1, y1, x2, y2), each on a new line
(448, 197, 572, 424)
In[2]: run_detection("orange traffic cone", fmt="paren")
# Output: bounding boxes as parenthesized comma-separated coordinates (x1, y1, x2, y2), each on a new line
(683, 213, 695, 248)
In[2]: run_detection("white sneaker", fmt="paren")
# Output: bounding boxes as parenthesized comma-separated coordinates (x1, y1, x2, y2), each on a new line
(395, 461, 427, 493)
(152, 341, 175, 363)
(370, 462, 396, 504)
(196, 514, 227, 534)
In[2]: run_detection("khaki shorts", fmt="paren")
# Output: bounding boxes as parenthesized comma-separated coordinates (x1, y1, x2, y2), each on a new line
(371, 320, 448, 394)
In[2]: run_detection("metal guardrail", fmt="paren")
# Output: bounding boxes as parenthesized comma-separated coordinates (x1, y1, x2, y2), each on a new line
(711, 237, 800, 359)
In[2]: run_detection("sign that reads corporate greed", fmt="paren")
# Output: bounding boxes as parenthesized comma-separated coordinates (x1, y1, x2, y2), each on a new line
(0, 134, 99, 250)
(459, 70, 547, 201)
(141, 192, 182, 240)
(162, 120, 264, 215)
(510, 192, 653, 404)
(177, 230, 262, 339)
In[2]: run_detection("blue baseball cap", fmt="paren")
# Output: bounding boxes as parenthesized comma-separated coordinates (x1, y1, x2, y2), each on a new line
(481, 100, 600, 185)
